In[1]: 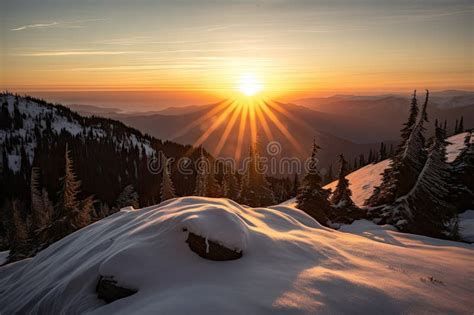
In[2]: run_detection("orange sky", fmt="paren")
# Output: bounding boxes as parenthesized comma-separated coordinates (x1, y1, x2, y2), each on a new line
(1, 0, 473, 104)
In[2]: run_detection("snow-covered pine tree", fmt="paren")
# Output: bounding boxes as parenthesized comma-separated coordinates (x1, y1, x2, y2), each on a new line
(367, 90, 429, 206)
(160, 153, 176, 201)
(296, 140, 331, 224)
(330, 154, 355, 209)
(115, 184, 140, 210)
(390, 126, 457, 239)
(239, 142, 275, 207)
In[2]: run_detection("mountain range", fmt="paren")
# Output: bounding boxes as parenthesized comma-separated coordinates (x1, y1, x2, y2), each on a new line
(69, 90, 473, 170)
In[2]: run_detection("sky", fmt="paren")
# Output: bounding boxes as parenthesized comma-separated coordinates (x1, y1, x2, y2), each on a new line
(1, 0, 473, 108)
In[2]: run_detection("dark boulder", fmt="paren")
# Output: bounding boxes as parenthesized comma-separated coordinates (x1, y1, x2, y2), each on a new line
(186, 232, 242, 261)
(96, 275, 137, 303)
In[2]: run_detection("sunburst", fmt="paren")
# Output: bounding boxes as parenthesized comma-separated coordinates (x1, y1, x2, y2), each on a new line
(177, 74, 304, 159)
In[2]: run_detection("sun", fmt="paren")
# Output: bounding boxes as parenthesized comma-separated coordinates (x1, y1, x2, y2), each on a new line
(238, 74, 263, 96)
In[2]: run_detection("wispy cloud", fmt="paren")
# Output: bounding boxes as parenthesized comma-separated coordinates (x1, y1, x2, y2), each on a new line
(11, 22, 59, 31)
(11, 18, 110, 31)
(14, 50, 137, 57)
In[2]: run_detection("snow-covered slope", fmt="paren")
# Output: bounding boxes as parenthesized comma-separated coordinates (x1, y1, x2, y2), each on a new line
(324, 131, 472, 207)
(0, 94, 155, 172)
(1, 197, 473, 314)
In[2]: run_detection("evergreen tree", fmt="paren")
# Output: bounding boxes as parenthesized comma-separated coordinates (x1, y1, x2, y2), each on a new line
(296, 140, 331, 224)
(454, 119, 459, 135)
(7, 200, 29, 262)
(160, 153, 176, 201)
(239, 142, 275, 206)
(292, 173, 299, 197)
(194, 147, 208, 197)
(12, 100, 23, 130)
(30, 167, 52, 235)
(0, 101, 12, 130)
(458, 116, 464, 133)
(52, 144, 92, 240)
(359, 153, 366, 167)
(388, 144, 394, 157)
(379, 142, 387, 161)
(399, 90, 419, 150)
(330, 154, 355, 208)
(324, 164, 333, 184)
(368, 149, 374, 163)
(56, 145, 81, 219)
(115, 184, 139, 209)
(367, 90, 429, 206)
(222, 170, 239, 200)
(390, 126, 457, 238)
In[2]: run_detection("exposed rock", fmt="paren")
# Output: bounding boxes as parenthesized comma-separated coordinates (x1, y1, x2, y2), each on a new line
(186, 232, 242, 261)
(96, 275, 137, 303)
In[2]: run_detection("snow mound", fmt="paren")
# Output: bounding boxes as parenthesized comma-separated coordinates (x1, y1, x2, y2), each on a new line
(1, 197, 473, 314)
(323, 132, 471, 207)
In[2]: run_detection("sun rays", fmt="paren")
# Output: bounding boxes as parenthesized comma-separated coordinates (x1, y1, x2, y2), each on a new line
(176, 92, 304, 160)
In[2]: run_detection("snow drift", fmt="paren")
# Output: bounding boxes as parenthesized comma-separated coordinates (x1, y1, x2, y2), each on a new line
(1, 197, 473, 314)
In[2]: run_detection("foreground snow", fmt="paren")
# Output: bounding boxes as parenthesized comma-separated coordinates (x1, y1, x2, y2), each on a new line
(1, 197, 473, 314)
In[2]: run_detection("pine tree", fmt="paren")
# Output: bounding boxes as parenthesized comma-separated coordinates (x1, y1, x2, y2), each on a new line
(368, 149, 374, 163)
(292, 173, 299, 197)
(379, 142, 387, 161)
(56, 145, 81, 218)
(398, 90, 419, 151)
(330, 154, 355, 208)
(458, 116, 464, 133)
(239, 142, 275, 206)
(160, 153, 176, 201)
(222, 170, 239, 200)
(194, 147, 208, 197)
(296, 140, 331, 224)
(115, 184, 140, 209)
(52, 144, 92, 240)
(7, 200, 29, 262)
(454, 119, 459, 135)
(359, 153, 366, 167)
(390, 126, 457, 238)
(30, 167, 52, 235)
(324, 164, 333, 184)
(0, 101, 12, 130)
(367, 90, 429, 206)
(12, 100, 23, 130)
